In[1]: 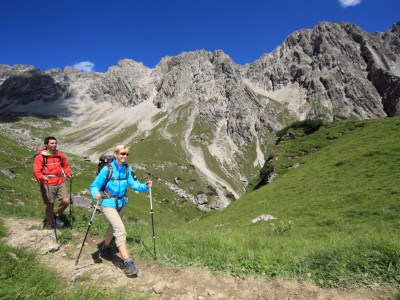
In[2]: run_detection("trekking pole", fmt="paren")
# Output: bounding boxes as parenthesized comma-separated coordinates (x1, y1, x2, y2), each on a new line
(75, 199, 101, 266)
(69, 178, 73, 226)
(149, 187, 157, 260)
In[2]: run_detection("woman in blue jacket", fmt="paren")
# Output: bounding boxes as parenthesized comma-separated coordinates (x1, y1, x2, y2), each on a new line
(90, 144, 152, 277)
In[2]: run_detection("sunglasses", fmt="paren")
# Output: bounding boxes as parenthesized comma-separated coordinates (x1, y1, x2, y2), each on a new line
(119, 152, 129, 156)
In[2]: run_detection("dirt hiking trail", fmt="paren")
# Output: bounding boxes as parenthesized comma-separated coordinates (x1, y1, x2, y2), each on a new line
(3, 217, 398, 300)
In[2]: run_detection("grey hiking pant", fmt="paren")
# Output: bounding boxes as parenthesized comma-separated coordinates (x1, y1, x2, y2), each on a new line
(101, 205, 127, 247)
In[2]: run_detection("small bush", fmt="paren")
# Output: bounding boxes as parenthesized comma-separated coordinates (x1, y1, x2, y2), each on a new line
(277, 119, 324, 138)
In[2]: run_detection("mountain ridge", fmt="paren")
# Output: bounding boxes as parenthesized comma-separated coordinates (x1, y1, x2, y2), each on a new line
(0, 20, 399, 209)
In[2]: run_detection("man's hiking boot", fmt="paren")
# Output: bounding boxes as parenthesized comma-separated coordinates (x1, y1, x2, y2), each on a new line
(100, 245, 114, 260)
(53, 214, 64, 229)
(124, 259, 138, 277)
(43, 221, 55, 230)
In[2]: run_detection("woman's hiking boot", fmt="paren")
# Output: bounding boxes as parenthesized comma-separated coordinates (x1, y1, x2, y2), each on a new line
(100, 245, 114, 260)
(124, 259, 138, 277)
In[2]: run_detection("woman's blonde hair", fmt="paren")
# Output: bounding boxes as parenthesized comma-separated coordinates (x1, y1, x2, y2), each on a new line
(113, 145, 129, 157)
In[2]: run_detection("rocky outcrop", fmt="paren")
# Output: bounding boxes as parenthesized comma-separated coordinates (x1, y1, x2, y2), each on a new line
(0, 66, 71, 108)
(152, 50, 276, 144)
(242, 21, 400, 120)
(88, 59, 155, 107)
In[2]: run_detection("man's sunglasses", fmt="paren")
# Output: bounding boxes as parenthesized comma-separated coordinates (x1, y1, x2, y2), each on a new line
(119, 152, 129, 156)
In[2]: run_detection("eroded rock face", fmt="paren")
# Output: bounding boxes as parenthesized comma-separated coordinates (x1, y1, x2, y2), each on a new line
(87, 59, 155, 107)
(242, 21, 400, 120)
(152, 49, 275, 145)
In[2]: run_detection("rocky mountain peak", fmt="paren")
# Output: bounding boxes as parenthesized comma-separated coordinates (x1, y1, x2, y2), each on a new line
(242, 21, 399, 120)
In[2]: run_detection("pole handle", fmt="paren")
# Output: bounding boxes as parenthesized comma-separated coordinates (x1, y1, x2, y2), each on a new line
(149, 187, 153, 210)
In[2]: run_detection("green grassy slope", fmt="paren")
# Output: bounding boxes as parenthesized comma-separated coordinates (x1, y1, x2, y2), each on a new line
(144, 116, 400, 287)
(205, 116, 400, 228)
(1, 116, 399, 288)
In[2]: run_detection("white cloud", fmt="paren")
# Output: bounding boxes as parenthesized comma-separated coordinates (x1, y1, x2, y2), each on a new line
(339, 0, 361, 8)
(73, 61, 95, 72)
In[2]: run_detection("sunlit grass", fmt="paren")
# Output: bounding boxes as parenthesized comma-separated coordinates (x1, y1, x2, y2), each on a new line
(1, 115, 399, 290)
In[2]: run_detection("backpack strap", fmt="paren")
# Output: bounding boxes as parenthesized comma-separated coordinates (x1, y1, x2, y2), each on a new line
(42, 154, 63, 177)
(101, 162, 134, 190)
(100, 164, 114, 192)
(101, 164, 138, 210)
(41, 153, 62, 170)
(42, 156, 48, 170)
(106, 164, 113, 182)
(34, 149, 48, 171)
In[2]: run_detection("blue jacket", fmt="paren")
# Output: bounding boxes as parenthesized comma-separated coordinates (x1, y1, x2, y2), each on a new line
(90, 160, 148, 209)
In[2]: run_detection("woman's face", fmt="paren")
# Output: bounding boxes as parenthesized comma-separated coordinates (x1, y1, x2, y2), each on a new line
(115, 150, 129, 164)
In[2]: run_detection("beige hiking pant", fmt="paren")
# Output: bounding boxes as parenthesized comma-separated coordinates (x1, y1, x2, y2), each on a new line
(101, 205, 127, 247)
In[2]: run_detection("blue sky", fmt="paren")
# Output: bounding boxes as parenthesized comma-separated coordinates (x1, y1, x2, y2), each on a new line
(1, 0, 399, 73)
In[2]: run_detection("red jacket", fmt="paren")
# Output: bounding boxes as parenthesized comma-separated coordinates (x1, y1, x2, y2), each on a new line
(33, 148, 72, 185)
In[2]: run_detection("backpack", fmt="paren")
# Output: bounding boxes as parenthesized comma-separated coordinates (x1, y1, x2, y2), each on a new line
(34, 149, 47, 169)
(97, 154, 137, 192)
(98, 154, 114, 175)
(33, 149, 61, 170)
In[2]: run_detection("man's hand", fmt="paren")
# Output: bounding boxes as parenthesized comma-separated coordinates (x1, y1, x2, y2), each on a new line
(146, 180, 153, 188)
(95, 193, 102, 201)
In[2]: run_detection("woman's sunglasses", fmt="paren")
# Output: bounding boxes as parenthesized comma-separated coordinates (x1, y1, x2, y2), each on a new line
(119, 152, 129, 156)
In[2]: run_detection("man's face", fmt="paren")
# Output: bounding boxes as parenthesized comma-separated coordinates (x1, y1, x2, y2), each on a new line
(46, 139, 57, 152)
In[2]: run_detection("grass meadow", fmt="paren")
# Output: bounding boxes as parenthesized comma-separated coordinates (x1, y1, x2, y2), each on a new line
(0, 115, 399, 298)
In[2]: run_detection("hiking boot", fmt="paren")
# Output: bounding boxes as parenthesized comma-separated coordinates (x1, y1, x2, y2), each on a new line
(100, 245, 114, 260)
(43, 221, 55, 230)
(124, 259, 138, 277)
(53, 214, 64, 229)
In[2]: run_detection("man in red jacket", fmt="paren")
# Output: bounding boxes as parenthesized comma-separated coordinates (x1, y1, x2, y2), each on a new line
(33, 136, 73, 228)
